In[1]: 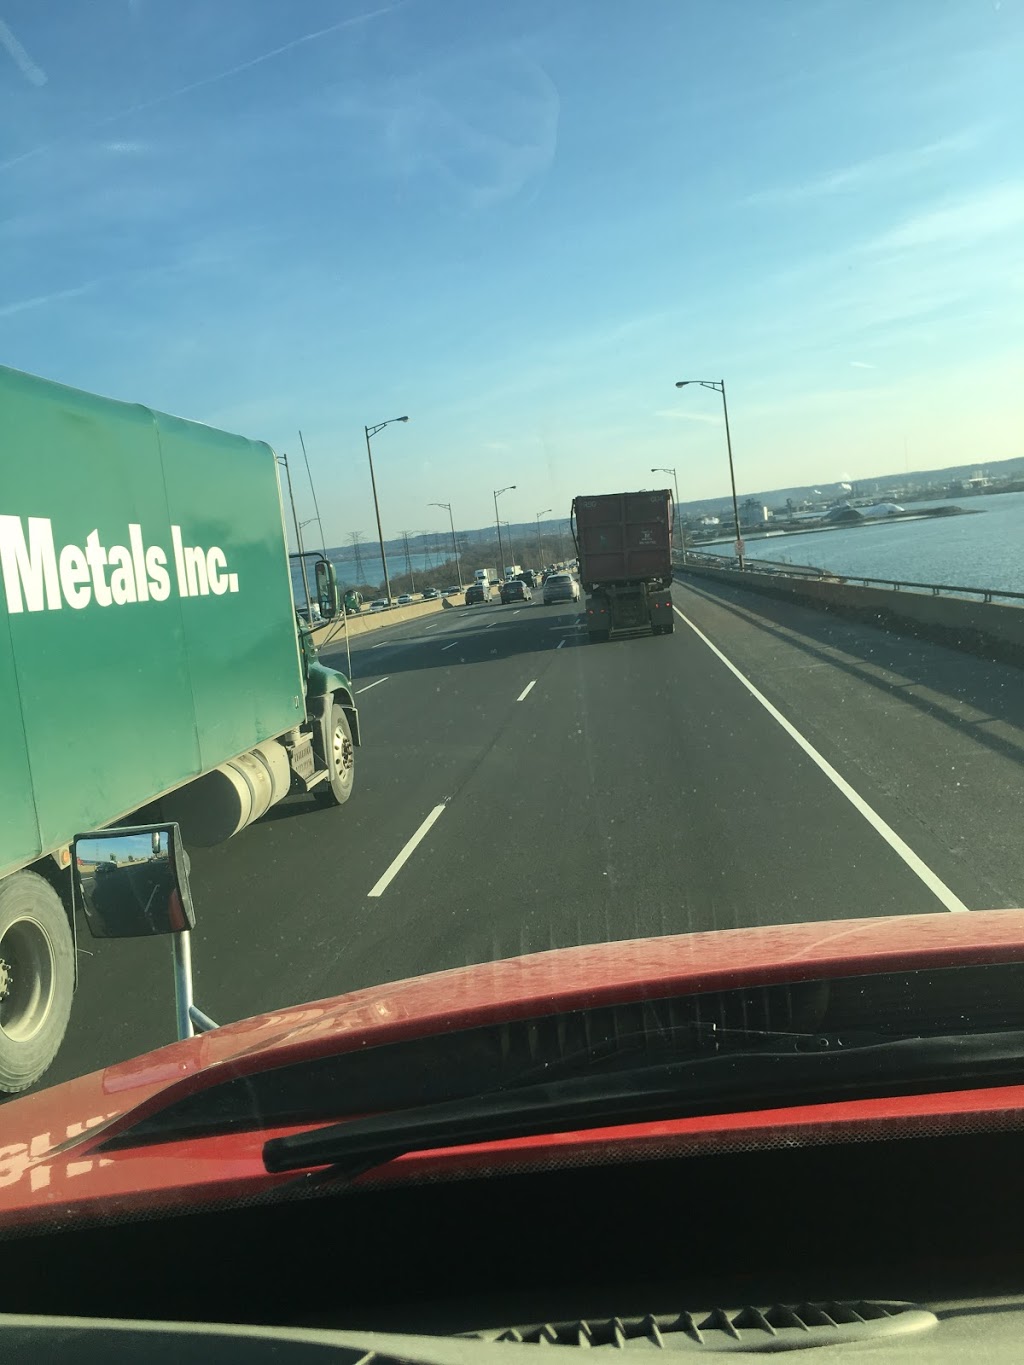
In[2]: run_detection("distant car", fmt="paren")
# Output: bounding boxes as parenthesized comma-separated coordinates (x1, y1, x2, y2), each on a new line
(422, 588, 440, 600)
(396, 594, 415, 606)
(464, 583, 492, 605)
(500, 580, 532, 603)
(542, 573, 580, 604)
(442, 585, 462, 596)
(370, 599, 389, 612)
(517, 570, 537, 588)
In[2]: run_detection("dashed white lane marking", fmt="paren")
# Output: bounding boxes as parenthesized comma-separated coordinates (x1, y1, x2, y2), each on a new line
(440, 641, 459, 651)
(517, 680, 536, 702)
(673, 605, 970, 914)
(367, 804, 447, 898)
(355, 677, 389, 693)
(556, 639, 566, 649)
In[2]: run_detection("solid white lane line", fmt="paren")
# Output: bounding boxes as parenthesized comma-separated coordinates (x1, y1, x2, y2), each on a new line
(355, 677, 389, 694)
(424, 623, 439, 631)
(556, 638, 566, 649)
(673, 606, 969, 914)
(440, 640, 459, 651)
(517, 680, 536, 702)
(367, 804, 447, 898)
(371, 642, 389, 649)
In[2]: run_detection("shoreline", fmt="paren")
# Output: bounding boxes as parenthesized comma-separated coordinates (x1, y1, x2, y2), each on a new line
(696, 505, 977, 550)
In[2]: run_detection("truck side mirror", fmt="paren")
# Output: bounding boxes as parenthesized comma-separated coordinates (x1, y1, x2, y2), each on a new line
(315, 558, 340, 620)
(73, 823, 196, 938)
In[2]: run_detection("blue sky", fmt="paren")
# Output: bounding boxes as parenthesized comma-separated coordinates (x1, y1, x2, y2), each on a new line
(2, 0, 1023, 544)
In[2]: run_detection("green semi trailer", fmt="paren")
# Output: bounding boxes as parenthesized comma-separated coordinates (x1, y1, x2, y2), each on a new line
(0, 365, 359, 1093)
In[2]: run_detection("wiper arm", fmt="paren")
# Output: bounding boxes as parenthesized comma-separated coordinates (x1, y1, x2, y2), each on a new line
(263, 1028, 1024, 1176)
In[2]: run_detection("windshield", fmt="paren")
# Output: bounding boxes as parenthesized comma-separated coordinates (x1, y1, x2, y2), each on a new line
(2, 0, 1024, 1259)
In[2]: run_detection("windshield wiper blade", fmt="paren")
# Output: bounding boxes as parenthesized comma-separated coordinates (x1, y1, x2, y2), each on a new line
(262, 1028, 1024, 1176)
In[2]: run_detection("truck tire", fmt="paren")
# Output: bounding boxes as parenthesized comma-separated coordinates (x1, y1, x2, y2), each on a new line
(0, 872, 75, 1094)
(315, 702, 355, 807)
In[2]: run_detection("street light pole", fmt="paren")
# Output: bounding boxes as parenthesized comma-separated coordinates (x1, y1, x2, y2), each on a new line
(364, 415, 409, 601)
(493, 485, 516, 580)
(535, 508, 551, 567)
(675, 379, 743, 569)
(429, 502, 463, 589)
(650, 467, 684, 565)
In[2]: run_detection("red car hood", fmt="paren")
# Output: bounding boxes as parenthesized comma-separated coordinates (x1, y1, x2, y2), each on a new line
(4, 910, 1024, 1233)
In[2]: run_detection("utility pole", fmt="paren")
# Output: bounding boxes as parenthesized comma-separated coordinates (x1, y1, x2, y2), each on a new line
(297, 430, 327, 557)
(402, 531, 416, 592)
(277, 453, 311, 614)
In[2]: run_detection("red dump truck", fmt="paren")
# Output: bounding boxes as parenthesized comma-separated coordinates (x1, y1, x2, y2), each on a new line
(571, 489, 674, 642)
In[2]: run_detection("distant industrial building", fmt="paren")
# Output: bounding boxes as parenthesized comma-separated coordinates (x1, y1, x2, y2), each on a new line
(823, 501, 904, 523)
(740, 499, 770, 528)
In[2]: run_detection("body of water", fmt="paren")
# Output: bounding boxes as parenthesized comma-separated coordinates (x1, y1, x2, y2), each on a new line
(707, 491, 1024, 595)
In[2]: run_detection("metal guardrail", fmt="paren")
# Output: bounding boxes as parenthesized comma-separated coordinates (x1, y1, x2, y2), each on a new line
(676, 552, 1024, 607)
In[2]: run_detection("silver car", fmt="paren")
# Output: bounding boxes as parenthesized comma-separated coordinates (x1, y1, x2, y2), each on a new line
(542, 573, 580, 604)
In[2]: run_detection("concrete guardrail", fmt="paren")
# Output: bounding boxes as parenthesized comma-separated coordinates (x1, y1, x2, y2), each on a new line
(308, 594, 465, 649)
(678, 563, 1024, 667)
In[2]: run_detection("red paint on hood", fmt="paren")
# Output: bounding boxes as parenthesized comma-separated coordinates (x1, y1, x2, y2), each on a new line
(3, 911, 1024, 1231)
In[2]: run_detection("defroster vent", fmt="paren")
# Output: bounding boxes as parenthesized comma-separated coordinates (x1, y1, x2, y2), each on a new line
(470, 1300, 937, 1352)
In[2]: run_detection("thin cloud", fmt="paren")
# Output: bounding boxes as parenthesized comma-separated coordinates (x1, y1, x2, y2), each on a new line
(0, 281, 98, 319)
(864, 182, 1024, 252)
(653, 408, 718, 424)
(849, 361, 875, 369)
(745, 128, 987, 207)
(102, 140, 147, 155)
(0, 5, 404, 173)
(0, 17, 46, 86)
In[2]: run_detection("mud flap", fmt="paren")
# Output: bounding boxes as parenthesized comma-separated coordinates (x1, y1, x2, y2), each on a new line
(650, 591, 674, 629)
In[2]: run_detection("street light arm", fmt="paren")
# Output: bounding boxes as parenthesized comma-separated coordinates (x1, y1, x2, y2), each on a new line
(365, 416, 410, 440)
(675, 380, 724, 395)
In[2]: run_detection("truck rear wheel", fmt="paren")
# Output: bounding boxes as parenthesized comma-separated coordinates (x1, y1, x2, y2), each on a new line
(0, 872, 75, 1094)
(315, 702, 355, 807)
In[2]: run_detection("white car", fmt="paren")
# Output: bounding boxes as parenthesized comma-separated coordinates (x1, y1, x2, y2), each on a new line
(370, 599, 389, 613)
(396, 594, 415, 605)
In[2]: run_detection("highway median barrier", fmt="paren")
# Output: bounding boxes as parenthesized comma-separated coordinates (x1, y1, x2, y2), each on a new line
(309, 594, 465, 649)
(677, 562, 1024, 668)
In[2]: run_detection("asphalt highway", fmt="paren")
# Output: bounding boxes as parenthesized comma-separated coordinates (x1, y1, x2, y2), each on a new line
(34, 577, 1024, 1091)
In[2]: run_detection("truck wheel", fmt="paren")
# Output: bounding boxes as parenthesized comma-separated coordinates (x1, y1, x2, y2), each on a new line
(0, 872, 75, 1094)
(315, 702, 355, 807)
